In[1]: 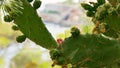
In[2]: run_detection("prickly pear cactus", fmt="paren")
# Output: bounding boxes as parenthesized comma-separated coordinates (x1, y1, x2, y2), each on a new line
(81, 0, 120, 38)
(62, 35, 120, 68)
(50, 27, 120, 68)
(14, 0, 58, 49)
(50, 0, 120, 68)
(1, 0, 120, 68)
(0, 0, 57, 49)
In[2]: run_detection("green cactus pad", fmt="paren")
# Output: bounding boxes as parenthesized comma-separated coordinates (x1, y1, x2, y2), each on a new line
(61, 34, 120, 68)
(13, 0, 57, 49)
(81, 3, 94, 11)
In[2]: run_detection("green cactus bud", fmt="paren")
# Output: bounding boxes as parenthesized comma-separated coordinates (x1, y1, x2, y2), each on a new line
(86, 11, 94, 17)
(33, 0, 42, 9)
(27, 0, 33, 2)
(103, 3, 111, 9)
(12, 25, 19, 31)
(4, 15, 13, 22)
(57, 57, 65, 65)
(97, 0, 105, 5)
(71, 27, 80, 37)
(93, 3, 100, 11)
(16, 35, 26, 43)
(50, 49, 60, 60)
(81, 3, 94, 11)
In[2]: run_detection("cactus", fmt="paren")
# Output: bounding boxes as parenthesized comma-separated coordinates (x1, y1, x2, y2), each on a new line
(33, 0, 42, 10)
(4, 15, 13, 22)
(82, 0, 120, 38)
(50, 30, 120, 68)
(61, 34, 120, 68)
(16, 35, 26, 43)
(50, 0, 120, 67)
(94, 3, 120, 38)
(1, 0, 120, 68)
(0, 0, 57, 49)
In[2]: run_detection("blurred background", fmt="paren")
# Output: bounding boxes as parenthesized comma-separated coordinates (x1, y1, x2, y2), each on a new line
(0, 0, 95, 68)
